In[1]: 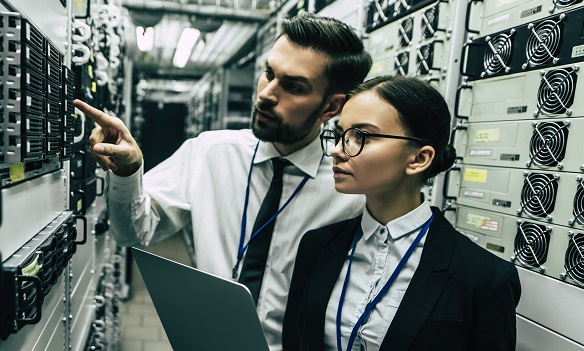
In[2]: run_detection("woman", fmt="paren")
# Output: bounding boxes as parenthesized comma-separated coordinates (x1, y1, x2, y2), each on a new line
(282, 75, 521, 351)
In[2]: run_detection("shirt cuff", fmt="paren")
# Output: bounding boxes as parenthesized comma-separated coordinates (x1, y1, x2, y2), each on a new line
(107, 163, 143, 203)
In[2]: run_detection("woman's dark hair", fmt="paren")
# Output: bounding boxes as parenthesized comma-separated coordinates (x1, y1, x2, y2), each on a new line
(280, 13, 372, 95)
(348, 75, 456, 181)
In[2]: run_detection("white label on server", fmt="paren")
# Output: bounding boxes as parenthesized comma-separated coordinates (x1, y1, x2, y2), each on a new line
(497, 0, 517, 6)
(487, 13, 510, 26)
(26, 25, 30, 40)
(48, 64, 51, 76)
(26, 46, 30, 59)
(463, 190, 485, 199)
(572, 45, 584, 58)
(470, 149, 492, 156)
(27, 73, 30, 84)
(26, 119, 30, 130)
(27, 96, 32, 106)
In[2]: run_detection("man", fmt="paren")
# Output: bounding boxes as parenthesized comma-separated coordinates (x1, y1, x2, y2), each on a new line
(74, 13, 372, 350)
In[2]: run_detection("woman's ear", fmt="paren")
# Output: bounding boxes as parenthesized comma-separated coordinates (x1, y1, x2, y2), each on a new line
(319, 93, 346, 123)
(405, 145, 435, 176)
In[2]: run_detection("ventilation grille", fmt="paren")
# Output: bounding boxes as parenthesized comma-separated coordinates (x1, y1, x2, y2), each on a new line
(523, 17, 563, 69)
(519, 173, 558, 219)
(571, 181, 584, 226)
(563, 232, 584, 284)
(514, 221, 551, 269)
(483, 31, 514, 76)
(528, 121, 569, 167)
(553, 0, 583, 8)
(416, 44, 433, 75)
(536, 67, 578, 116)
(394, 52, 409, 76)
(393, 0, 412, 17)
(399, 17, 414, 48)
(421, 5, 439, 40)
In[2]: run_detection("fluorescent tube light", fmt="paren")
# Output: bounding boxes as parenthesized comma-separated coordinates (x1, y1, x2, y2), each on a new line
(136, 26, 154, 52)
(172, 28, 200, 68)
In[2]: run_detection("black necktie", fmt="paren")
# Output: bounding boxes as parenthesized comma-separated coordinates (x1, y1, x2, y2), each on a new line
(239, 158, 289, 304)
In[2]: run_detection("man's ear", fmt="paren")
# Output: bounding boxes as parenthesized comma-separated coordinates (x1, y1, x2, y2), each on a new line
(405, 145, 435, 176)
(319, 93, 346, 123)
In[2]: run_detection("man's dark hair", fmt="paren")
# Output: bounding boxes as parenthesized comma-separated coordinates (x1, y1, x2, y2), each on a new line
(280, 13, 372, 95)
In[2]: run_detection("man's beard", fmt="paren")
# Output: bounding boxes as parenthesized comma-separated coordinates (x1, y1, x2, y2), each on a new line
(251, 102, 324, 145)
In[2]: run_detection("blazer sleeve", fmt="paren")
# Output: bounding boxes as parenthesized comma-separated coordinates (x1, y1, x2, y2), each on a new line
(473, 260, 521, 351)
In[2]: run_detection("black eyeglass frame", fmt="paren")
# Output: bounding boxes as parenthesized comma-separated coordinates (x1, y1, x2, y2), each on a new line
(320, 127, 426, 157)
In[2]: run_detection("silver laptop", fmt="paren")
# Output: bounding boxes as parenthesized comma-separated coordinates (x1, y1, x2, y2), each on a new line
(131, 247, 270, 351)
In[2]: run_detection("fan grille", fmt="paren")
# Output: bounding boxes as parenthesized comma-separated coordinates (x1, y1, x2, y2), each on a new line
(525, 18, 562, 67)
(564, 233, 584, 283)
(483, 32, 513, 75)
(520, 173, 558, 218)
(416, 44, 433, 75)
(554, 0, 583, 7)
(514, 221, 550, 268)
(536, 67, 578, 115)
(421, 5, 439, 39)
(394, 52, 409, 76)
(573, 182, 584, 226)
(393, 0, 412, 17)
(369, 0, 390, 29)
(528, 121, 569, 167)
(399, 17, 414, 48)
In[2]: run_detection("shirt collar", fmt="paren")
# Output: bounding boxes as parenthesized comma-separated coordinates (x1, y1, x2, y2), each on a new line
(254, 135, 323, 178)
(361, 199, 433, 242)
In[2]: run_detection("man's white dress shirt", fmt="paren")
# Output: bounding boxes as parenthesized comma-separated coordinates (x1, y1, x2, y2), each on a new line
(105, 129, 365, 351)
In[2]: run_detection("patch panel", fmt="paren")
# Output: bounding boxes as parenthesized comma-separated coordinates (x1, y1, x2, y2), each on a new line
(454, 117, 584, 173)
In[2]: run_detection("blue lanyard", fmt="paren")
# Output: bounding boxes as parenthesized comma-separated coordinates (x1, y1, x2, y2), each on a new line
(336, 213, 434, 351)
(232, 142, 312, 279)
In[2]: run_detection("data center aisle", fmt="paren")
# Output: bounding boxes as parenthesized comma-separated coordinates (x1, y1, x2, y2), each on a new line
(120, 234, 191, 351)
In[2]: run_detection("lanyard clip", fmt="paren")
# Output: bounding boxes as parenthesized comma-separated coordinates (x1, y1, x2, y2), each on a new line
(232, 263, 240, 279)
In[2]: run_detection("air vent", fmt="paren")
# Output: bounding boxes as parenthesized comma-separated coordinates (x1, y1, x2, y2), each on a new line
(553, 0, 583, 8)
(571, 180, 584, 226)
(562, 232, 584, 284)
(393, 0, 411, 17)
(368, 0, 390, 30)
(519, 173, 558, 219)
(483, 31, 514, 76)
(513, 221, 551, 269)
(523, 16, 564, 69)
(527, 121, 569, 167)
(416, 44, 433, 75)
(399, 17, 414, 48)
(421, 5, 439, 40)
(394, 52, 409, 76)
(536, 67, 578, 116)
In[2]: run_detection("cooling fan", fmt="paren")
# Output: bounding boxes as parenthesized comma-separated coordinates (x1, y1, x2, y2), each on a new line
(536, 67, 578, 116)
(394, 52, 409, 76)
(513, 221, 551, 270)
(416, 44, 433, 75)
(393, 0, 411, 17)
(421, 5, 439, 40)
(551, 0, 583, 12)
(482, 31, 514, 77)
(399, 17, 413, 48)
(527, 121, 569, 168)
(570, 179, 584, 226)
(369, 0, 390, 30)
(519, 172, 559, 220)
(561, 232, 584, 285)
(523, 16, 564, 69)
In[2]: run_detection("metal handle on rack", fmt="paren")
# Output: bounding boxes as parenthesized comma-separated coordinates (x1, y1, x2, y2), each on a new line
(96, 176, 105, 196)
(17, 275, 43, 325)
(442, 164, 462, 202)
(465, 0, 483, 35)
(454, 83, 472, 120)
(74, 215, 88, 245)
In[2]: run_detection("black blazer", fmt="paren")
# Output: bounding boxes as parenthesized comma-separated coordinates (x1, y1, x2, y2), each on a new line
(283, 207, 521, 351)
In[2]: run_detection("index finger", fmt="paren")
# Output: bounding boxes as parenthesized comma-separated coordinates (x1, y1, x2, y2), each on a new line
(74, 99, 118, 128)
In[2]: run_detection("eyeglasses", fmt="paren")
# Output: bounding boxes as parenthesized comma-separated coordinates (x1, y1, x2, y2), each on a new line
(320, 127, 425, 157)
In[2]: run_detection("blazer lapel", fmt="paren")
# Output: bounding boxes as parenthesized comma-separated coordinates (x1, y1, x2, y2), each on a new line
(381, 209, 456, 351)
(302, 217, 362, 349)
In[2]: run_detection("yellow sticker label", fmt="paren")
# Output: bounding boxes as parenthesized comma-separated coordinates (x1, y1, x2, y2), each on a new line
(21, 256, 40, 276)
(464, 168, 487, 183)
(77, 199, 83, 212)
(88, 65, 93, 78)
(475, 128, 500, 143)
(10, 163, 25, 183)
(467, 213, 499, 231)
(91, 82, 97, 93)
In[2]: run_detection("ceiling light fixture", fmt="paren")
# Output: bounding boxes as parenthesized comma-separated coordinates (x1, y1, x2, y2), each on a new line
(136, 26, 154, 52)
(173, 27, 201, 68)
